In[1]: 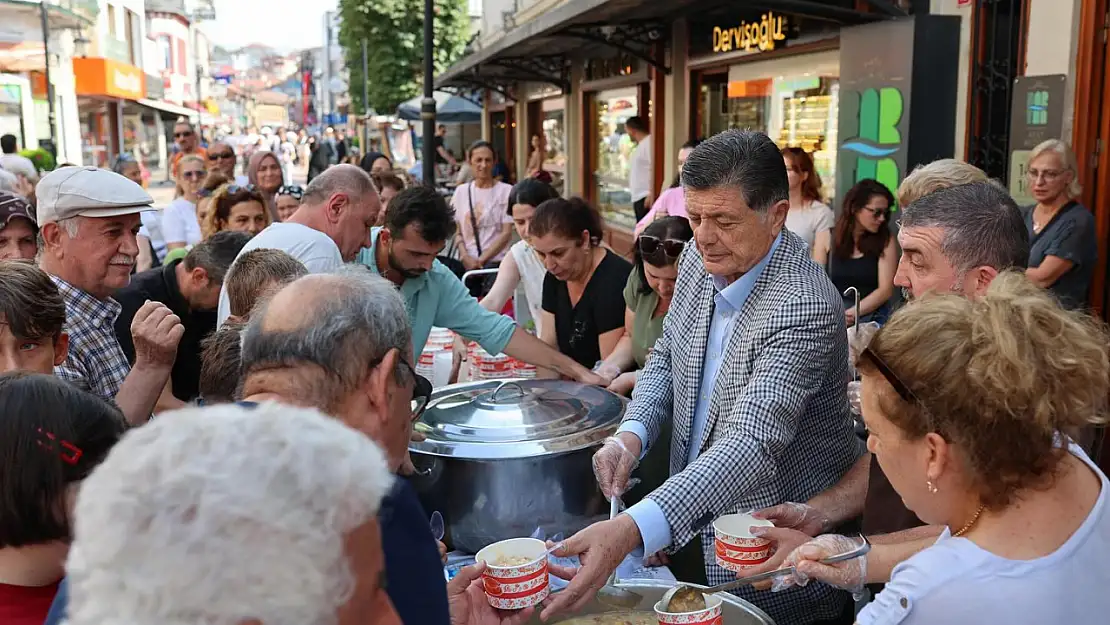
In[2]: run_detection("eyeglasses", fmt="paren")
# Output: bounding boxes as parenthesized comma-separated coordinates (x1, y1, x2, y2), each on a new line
(209, 152, 235, 160)
(182, 170, 206, 180)
(174, 131, 195, 139)
(394, 357, 433, 422)
(1026, 168, 1066, 183)
(277, 184, 304, 200)
(638, 235, 686, 258)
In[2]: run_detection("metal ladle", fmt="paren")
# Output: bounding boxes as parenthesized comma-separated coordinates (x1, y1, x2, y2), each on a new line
(595, 495, 643, 609)
(659, 535, 872, 613)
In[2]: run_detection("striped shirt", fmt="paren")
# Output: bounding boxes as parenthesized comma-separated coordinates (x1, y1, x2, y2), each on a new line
(51, 275, 129, 402)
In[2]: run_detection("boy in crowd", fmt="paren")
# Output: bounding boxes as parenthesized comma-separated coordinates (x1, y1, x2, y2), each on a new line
(0, 260, 67, 374)
(225, 249, 308, 322)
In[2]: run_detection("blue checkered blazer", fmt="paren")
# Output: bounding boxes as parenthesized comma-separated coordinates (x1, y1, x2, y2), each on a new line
(623, 228, 866, 624)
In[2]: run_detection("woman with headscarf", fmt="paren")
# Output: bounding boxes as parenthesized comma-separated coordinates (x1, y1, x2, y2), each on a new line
(360, 151, 393, 176)
(247, 151, 283, 219)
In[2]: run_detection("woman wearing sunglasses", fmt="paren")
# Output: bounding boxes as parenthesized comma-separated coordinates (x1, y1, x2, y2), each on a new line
(597, 216, 693, 397)
(162, 155, 207, 252)
(778, 274, 1110, 625)
(201, 184, 272, 239)
(275, 185, 304, 222)
(813, 179, 898, 326)
(529, 197, 631, 370)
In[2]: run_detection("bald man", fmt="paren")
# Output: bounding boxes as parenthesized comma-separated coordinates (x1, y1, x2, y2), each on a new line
(238, 269, 451, 625)
(205, 141, 248, 185)
(216, 164, 381, 325)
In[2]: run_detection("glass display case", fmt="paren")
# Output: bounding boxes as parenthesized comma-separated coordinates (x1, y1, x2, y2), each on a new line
(593, 86, 639, 230)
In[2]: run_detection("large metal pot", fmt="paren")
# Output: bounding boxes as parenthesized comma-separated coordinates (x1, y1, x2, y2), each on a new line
(537, 580, 776, 624)
(409, 379, 626, 554)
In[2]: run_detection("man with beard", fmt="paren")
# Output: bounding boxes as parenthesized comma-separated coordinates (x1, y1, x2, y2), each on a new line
(356, 186, 606, 384)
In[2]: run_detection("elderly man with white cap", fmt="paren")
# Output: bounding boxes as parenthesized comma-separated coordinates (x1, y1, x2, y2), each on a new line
(36, 166, 184, 426)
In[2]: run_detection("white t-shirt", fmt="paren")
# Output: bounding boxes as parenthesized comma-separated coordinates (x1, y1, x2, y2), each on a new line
(784, 201, 835, 252)
(509, 240, 546, 335)
(451, 182, 513, 262)
(629, 134, 653, 202)
(162, 198, 202, 246)
(138, 210, 167, 263)
(858, 442, 1110, 625)
(216, 222, 343, 326)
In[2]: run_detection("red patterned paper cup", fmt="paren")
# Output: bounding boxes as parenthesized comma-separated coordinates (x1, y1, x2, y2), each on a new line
(654, 592, 724, 625)
(475, 538, 550, 610)
(713, 513, 773, 572)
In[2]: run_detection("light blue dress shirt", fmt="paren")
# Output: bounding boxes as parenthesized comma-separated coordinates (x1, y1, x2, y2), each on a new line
(617, 233, 782, 556)
(357, 227, 517, 358)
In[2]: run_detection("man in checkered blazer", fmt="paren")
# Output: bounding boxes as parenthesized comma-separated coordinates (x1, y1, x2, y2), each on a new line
(544, 131, 865, 624)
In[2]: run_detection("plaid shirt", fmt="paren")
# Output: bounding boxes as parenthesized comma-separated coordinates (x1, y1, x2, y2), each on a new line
(52, 276, 130, 402)
(623, 230, 866, 625)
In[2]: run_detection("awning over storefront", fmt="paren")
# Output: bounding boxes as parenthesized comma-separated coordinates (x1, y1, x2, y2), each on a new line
(396, 91, 482, 123)
(436, 0, 899, 94)
(136, 97, 198, 120)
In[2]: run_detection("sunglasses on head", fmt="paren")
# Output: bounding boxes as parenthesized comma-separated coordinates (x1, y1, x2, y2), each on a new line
(277, 185, 304, 200)
(226, 184, 257, 194)
(638, 235, 686, 258)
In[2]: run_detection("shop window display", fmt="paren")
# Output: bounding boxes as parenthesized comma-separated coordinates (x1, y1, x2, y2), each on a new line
(542, 108, 566, 193)
(594, 87, 639, 229)
(699, 70, 839, 201)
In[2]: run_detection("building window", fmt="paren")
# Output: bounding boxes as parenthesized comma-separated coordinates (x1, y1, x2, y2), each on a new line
(966, 0, 1028, 183)
(158, 36, 172, 72)
(594, 86, 640, 229)
(177, 38, 187, 75)
(124, 10, 140, 66)
(107, 4, 117, 39)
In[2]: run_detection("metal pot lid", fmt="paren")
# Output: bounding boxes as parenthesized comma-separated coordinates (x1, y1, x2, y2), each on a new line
(410, 379, 626, 460)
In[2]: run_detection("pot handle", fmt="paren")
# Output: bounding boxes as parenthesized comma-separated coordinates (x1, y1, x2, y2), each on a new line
(410, 453, 439, 477)
(490, 381, 526, 402)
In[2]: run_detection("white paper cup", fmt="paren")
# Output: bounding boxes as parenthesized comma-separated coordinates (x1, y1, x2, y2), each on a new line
(475, 537, 549, 610)
(713, 513, 773, 572)
(655, 592, 723, 624)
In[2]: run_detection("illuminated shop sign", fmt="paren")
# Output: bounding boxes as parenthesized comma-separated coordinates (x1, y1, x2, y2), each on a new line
(712, 12, 788, 53)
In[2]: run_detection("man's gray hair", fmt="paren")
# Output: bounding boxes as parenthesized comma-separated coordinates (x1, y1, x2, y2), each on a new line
(680, 130, 789, 213)
(65, 402, 393, 625)
(302, 163, 377, 206)
(902, 181, 1029, 272)
(240, 268, 411, 412)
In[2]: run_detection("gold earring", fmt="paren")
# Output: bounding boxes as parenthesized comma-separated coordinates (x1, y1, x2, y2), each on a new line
(927, 480, 938, 494)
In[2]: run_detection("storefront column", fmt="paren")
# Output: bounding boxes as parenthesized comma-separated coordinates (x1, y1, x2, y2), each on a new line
(514, 93, 529, 181)
(663, 18, 689, 191)
(564, 60, 584, 196)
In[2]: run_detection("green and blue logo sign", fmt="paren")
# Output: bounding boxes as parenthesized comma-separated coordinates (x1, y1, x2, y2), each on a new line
(1026, 90, 1048, 126)
(839, 87, 905, 206)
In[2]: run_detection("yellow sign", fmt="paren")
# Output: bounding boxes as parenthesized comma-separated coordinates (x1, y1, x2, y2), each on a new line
(713, 13, 787, 53)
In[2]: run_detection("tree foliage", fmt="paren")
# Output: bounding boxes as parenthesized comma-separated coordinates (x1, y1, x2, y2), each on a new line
(338, 0, 470, 115)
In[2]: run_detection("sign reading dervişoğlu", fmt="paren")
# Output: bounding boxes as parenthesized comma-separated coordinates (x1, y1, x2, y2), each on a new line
(1008, 75, 1066, 206)
(712, 12, 788, 53)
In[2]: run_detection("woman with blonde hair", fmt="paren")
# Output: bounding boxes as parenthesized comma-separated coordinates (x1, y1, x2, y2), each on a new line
(246, 151, 284, 219)
(780, 272, 1110, 623)
(162, 154, 207, 251)
(1021, 139, 1096, 309)
(201, 184, 271, 239)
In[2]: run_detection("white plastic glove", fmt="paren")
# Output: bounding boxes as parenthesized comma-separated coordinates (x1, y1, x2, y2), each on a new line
(753, 502, 831, 537)
(772, 534, 867, 600)
(592, 435, 640, 500)
(847, 380, 862, 415)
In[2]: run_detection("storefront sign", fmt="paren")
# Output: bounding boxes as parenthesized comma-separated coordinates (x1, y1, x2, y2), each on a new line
(712, 12, 788, 53)
(1008, 74, 1066, 205)
(73, 57, 145, 101)
(144, 73, 165, 100)
(836, 16, 960, 209)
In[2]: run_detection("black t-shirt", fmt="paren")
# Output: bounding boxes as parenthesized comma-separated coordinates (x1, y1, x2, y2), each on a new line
(542, 250, 632, 368)
(861, 458, 923, 536)
(381, 478, 450, 625)
(433, 135, 448, 164)
(113, 260, 216, 402)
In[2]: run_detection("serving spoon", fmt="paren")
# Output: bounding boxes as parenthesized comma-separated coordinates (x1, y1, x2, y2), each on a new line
(660, 535, 872, 613)
(595, 496, 643, 609)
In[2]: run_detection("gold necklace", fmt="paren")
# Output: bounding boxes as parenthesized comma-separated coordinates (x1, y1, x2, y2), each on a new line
(952, 504, 986, 537)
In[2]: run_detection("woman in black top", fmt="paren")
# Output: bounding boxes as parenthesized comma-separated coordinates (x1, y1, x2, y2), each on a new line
(812, 179, 898, 326)
(530, 197, 632, 369)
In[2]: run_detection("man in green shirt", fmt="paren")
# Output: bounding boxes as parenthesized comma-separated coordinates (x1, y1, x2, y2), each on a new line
(356, 186, 605, 385)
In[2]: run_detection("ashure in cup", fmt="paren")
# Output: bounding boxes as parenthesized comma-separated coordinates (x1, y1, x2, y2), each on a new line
(655, 592, 724, 625)
(475, 537, 550, 610)
(713, 513, 774, 572)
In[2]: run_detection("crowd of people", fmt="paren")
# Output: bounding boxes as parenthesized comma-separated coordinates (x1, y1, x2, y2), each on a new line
(0, 118, 1107, 625)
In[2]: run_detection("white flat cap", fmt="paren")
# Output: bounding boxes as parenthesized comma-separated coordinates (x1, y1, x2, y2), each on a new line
(36, 166, 154, 225)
